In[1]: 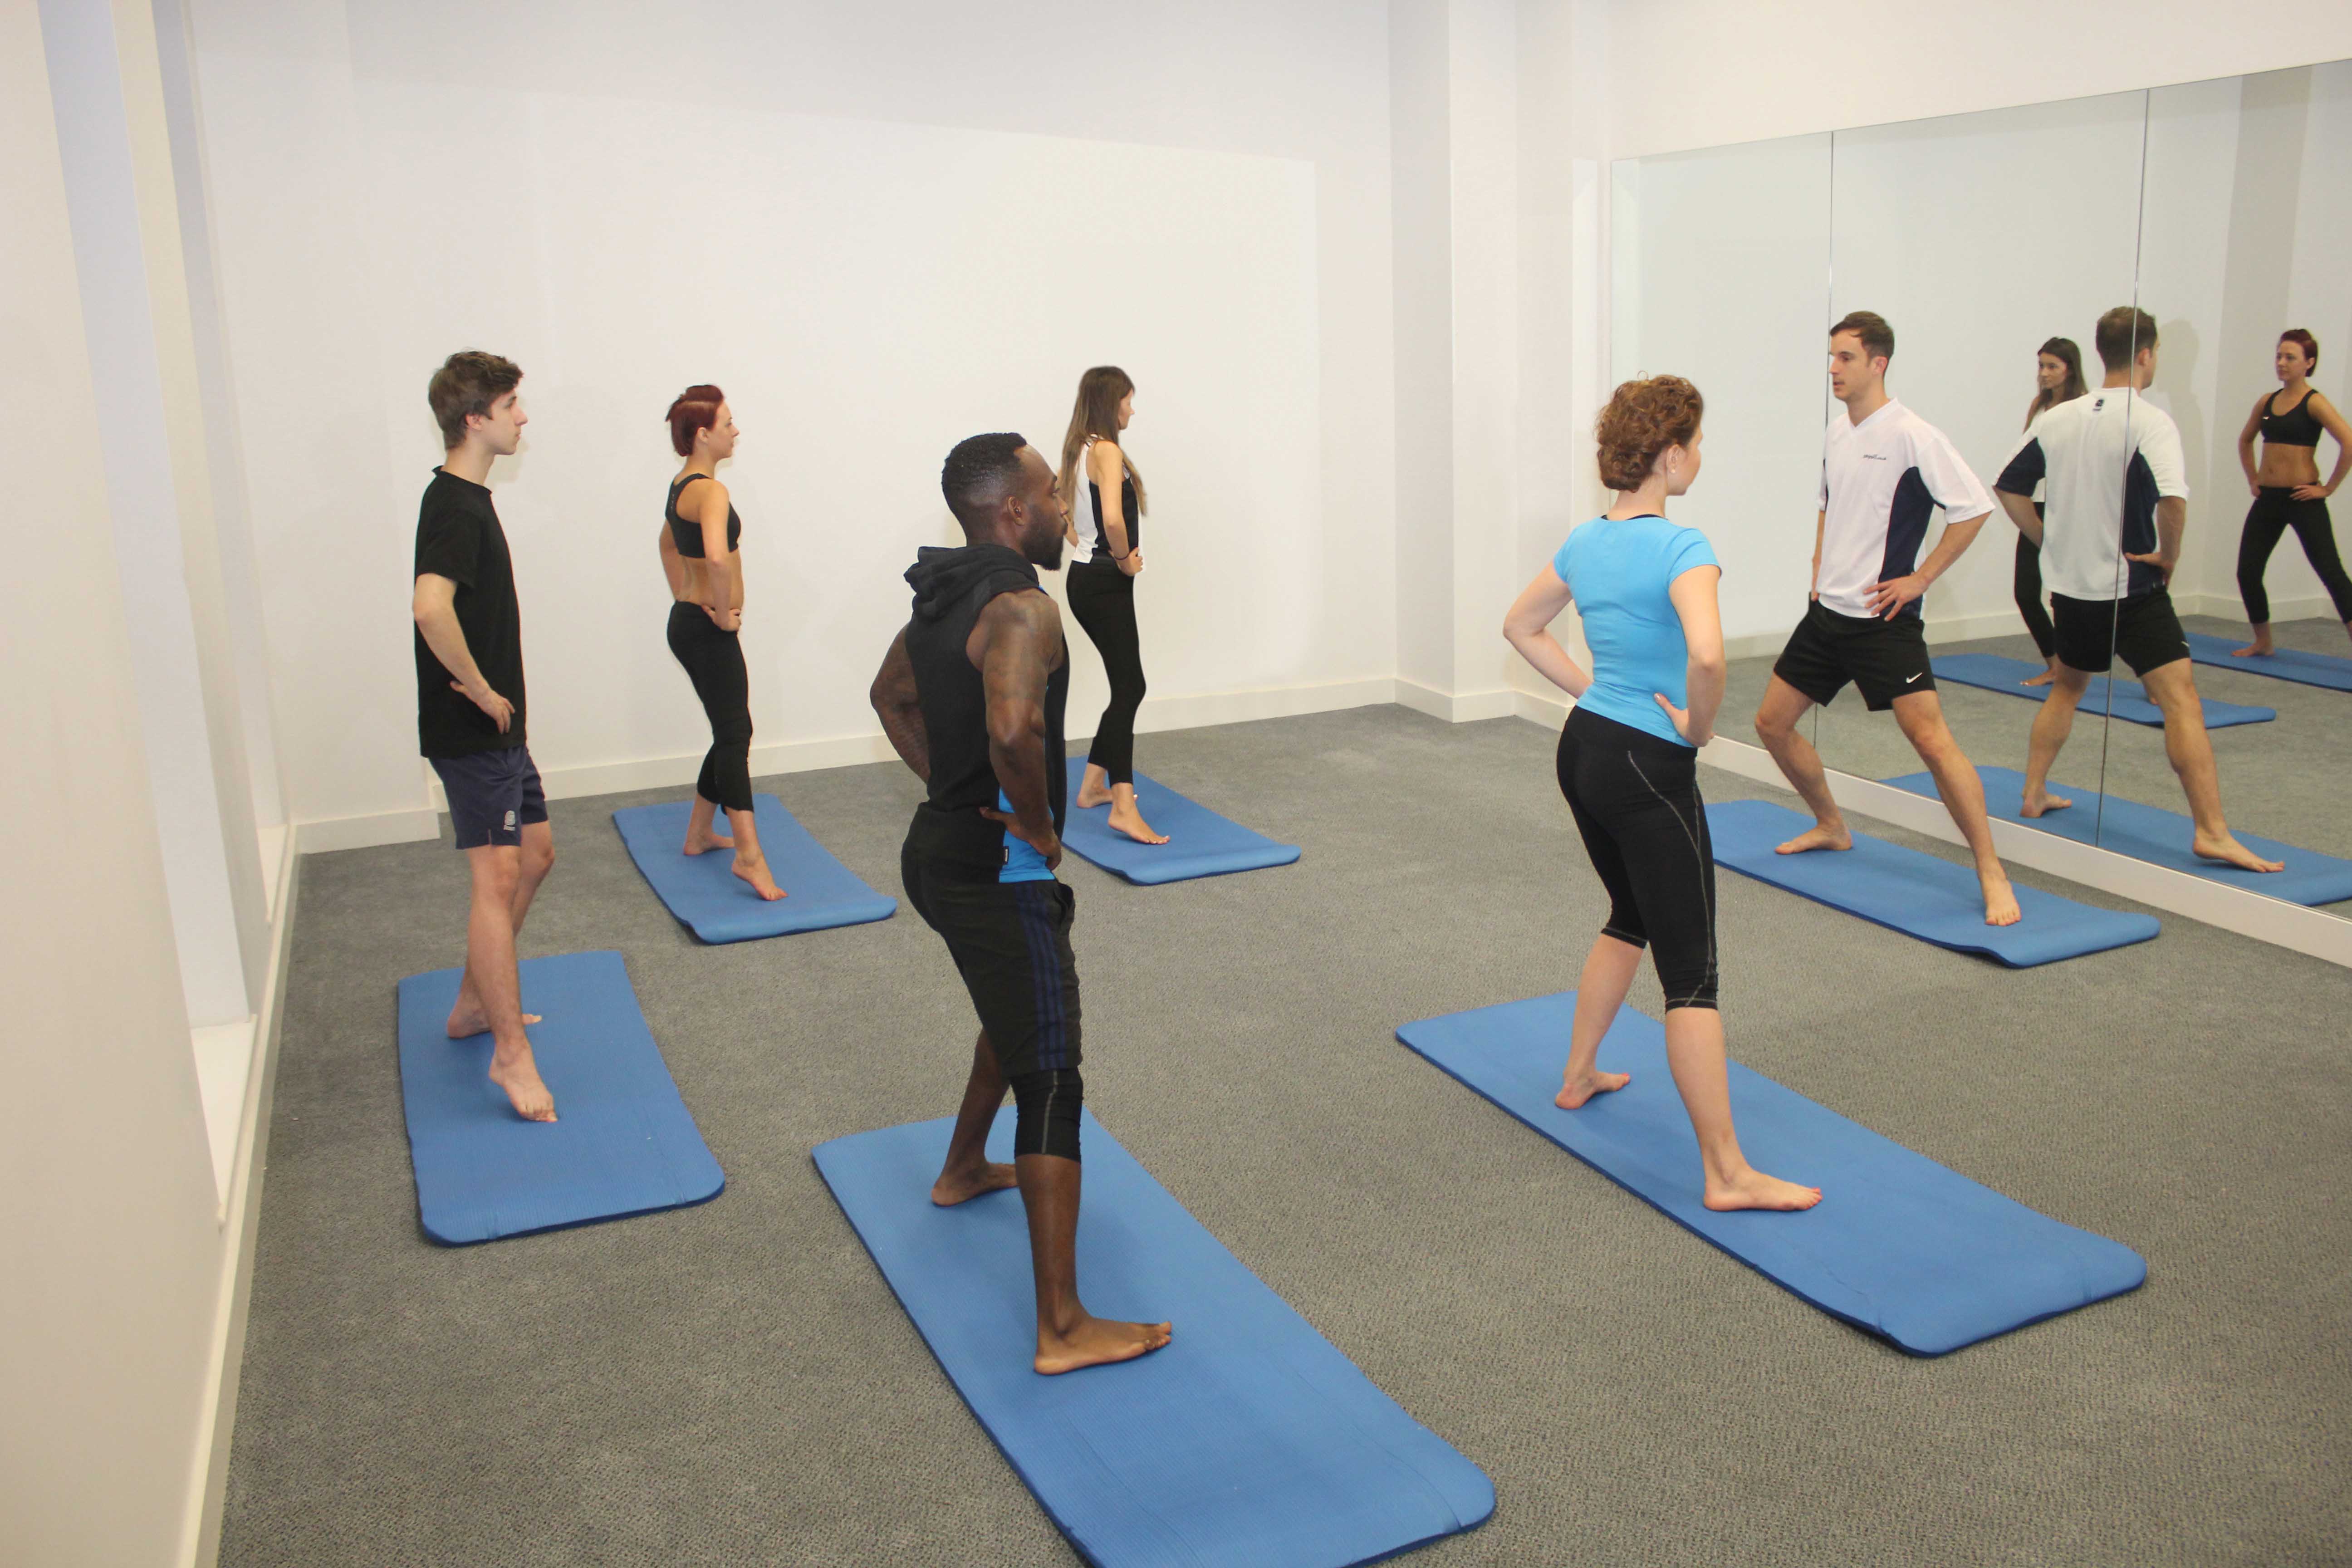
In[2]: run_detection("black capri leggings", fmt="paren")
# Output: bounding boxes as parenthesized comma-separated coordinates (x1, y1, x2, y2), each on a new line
(2014, 508, 2057, 660)
(1556, 706, 1719, 1010)
(2239, 487, 2352, 624)
(666, 602, 754, 813)
(1065, 558, 1146, 786)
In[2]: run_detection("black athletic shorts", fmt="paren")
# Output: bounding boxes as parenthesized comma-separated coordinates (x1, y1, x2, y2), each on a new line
(901, 833, 1083, 1080)
(2051, 589, 2192, 677)
(1772, 602, 1935, 711)
(429, 744, 547, 849)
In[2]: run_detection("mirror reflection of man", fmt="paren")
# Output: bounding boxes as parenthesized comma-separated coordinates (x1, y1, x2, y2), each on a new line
(1754, 311, 2022, 926)
(1993, 308, 2282, 873)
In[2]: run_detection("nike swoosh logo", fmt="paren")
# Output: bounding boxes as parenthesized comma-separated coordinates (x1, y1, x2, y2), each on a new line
(1906, 672, 1923, 682)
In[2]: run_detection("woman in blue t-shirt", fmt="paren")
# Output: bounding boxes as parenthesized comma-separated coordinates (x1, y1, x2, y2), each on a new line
(1503, 375, 1820, 1213)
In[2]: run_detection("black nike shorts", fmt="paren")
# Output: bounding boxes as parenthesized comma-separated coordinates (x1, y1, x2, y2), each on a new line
(1771, 601, 1935, 711)
(2051, 589, 2191, 677)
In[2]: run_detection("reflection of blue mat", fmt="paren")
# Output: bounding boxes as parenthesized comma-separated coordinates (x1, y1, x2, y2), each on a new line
(1059, 760, 1300, 884)
(1886, 765, 2352, 906)
(813, 1109, 1492, 1567)
(1398, 992, 2146, 1355)
(1706, 799, 2157, 965)
(612, 794, 894, 943)
(1932, 653, 2273, 728)
(397, 951, 724, 1245)
(2186, 632, 2352, 691)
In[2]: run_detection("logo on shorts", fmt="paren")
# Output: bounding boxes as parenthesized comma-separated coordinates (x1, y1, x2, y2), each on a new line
(505, 809, 517, 830)
(1905, 671, 1923, 683)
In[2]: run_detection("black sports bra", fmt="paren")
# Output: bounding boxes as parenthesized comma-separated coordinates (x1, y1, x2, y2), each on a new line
(2261, 388, 2324, 449)
(666, 473, 741, 557)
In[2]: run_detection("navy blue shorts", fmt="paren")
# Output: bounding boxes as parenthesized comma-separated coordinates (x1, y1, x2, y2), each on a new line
(430, 746, 548, 849)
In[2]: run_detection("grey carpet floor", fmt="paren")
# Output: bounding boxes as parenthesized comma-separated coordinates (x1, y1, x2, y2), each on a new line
(220, 705, 2351, 1568)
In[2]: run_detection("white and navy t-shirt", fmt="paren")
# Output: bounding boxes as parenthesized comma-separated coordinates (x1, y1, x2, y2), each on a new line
(1815, 399, 1996, 621)
(1995, 391, 2188, 603)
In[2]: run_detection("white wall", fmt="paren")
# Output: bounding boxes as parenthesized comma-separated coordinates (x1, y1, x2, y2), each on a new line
(1, 7, 231, 1563)
(192, 0, 1398, 840)
(1608, 0, 2352, 160)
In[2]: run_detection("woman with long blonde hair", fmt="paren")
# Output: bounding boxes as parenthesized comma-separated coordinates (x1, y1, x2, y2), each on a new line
(1058, 365, 1166, 846)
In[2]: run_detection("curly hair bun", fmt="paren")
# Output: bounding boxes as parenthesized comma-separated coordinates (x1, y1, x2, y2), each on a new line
(1595, 376, 1704, 492)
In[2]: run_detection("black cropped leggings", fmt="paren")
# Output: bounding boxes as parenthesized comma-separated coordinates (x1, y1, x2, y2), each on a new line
(1065, 558, 1146, 786)
(2239, 488, 2352, 624)
(1556, 706, 1719, 1010)
(666, 602, 753, 813)
(2014, 508, 2057, 659)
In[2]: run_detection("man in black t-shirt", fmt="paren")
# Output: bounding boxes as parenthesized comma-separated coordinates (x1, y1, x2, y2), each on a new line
(412, 351, 556, 1122)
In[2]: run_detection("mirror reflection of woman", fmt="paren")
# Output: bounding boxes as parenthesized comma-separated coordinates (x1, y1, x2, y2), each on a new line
(1058, 366, 1167, 846)
(2234, 329, 2352, 657)
(1501, 375, 1820, 1214)
(2014, 338, 2086, 686)
(658, 385, 785, 902)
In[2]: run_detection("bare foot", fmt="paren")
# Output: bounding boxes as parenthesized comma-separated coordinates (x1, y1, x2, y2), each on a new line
(1035, 1314, 1173, 1375)
(1075, 769, 1114, 809)
(1556, 1068, 1631, 1109)
(2022, 666, 2057, 687)
(1703, 1169, 1821, 1212)
(1774, 822, 1852, 855)
(447, 998, 540, 1039)
(487, 1044, 557, 1122)
(2230, 641, 2274, 658)
(1106, 806, 1169, 846)
(1980, 872, 2022, 928)
(683, 824, 735, 854)
(930, 1161, 1019, 1206)
(2193, 831, 2285, 873)
(731, 854, 787, 901)
(2020, 787, 2072, 818)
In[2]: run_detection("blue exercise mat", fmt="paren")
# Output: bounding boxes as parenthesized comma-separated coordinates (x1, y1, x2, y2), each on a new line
(813, 1108, 1493, 1567)
(397, 950, 724, 1245)
(1885, 765, 2352, 906)
(2185, 631, 2352, 691)
(1706, 799, 2158, 965)
(1397, 992, 2146, 1355)
(1931, 652, 2273, 728)
(1058, 759, 1301, 885)
(612, 793, 895, 943)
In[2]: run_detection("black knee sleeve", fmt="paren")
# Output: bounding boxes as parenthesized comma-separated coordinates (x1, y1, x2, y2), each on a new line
(1009, 1067, 1083, 1162)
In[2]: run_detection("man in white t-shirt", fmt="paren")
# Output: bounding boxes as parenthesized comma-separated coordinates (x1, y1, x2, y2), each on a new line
(1991, 307, 2283, 873)
(1754, 311, 2022, 926)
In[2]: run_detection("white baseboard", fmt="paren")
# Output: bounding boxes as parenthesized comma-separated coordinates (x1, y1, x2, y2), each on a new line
(1396, 678, 1517, 723)
(301, 676, 1403, 855)
(2170, 589, 2337, 624)
(181, 797, 302, 1568)
(1690, 735, 2352, 967)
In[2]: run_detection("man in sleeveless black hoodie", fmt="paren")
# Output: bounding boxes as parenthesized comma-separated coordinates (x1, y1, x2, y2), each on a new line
(870, 433, 1172, 1376)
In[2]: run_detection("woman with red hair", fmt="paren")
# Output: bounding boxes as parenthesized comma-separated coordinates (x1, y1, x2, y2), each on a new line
(658, 385, 784, 901)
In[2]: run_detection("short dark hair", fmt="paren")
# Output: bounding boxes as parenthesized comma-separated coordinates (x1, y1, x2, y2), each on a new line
(2095, 307, 2157, 372)
(2281, 328, 2320, 372)
(941, 433, 1031, 529)
(1829, 311, 1893, 363)
(428, 350, 522, 448)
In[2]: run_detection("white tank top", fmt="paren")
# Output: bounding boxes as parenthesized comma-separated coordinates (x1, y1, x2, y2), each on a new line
(1068, 436, 1125, 565)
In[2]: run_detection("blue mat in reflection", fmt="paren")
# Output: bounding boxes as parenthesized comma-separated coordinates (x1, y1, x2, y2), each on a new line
(1397, 992, 2146, 1355)
(613, 794, 895, 943)
(397, 951, 724, 1245)
(2185, 632, 2352, 691)
(1931, 653, 2273, 728)
(1706, 799, 2158, 965)
(1885, 765, 2352, 906)
(814, 1109, 1493, 1566)
(1058, 760, 1300, 884)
